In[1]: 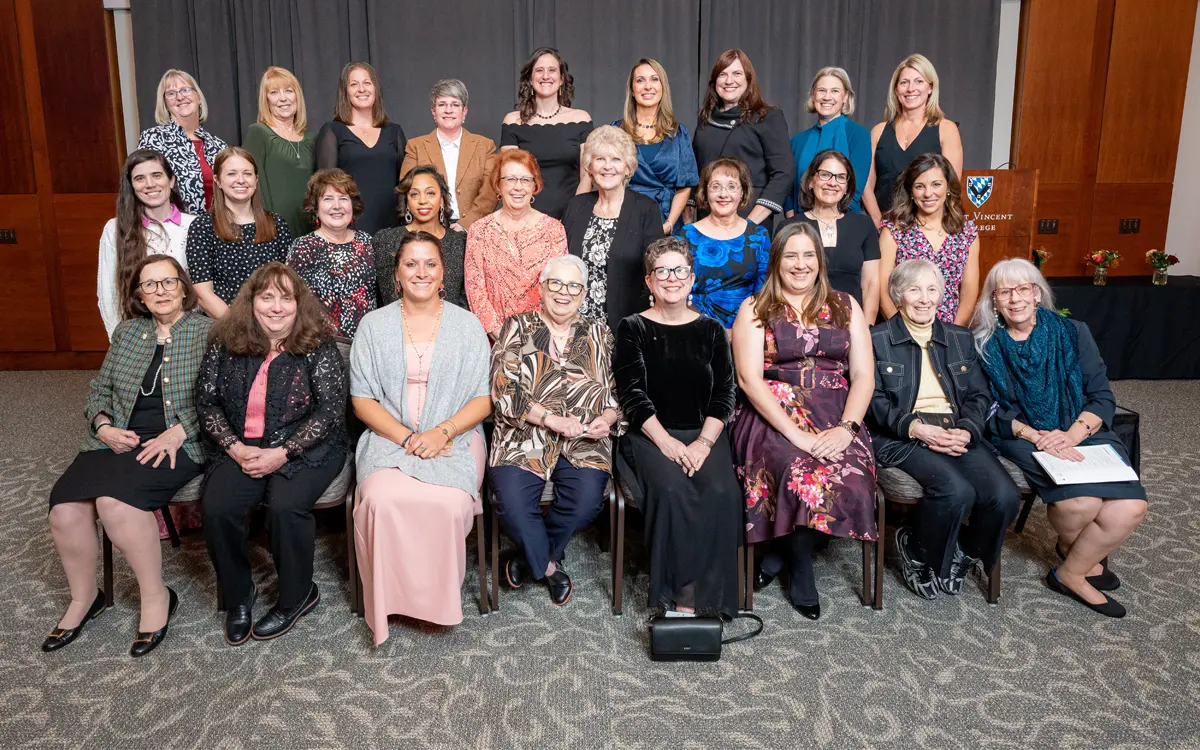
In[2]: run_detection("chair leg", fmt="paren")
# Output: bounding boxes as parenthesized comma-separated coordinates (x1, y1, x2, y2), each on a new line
(743, 542, 754, 612)
(873, 492, 885, 611)
(489, 501, 500, 614)
(346, 485, 358, 615)
(987, 553, 1002, 605)
(1013, 493, 1036, 534)
(861, 540, 871, 607)
(102, 528, 114, 608)
(160, 507, 181, 549)
(476, 514, 488, 616)
(612, 494, 624, 616)
(736, 544, 745, 612)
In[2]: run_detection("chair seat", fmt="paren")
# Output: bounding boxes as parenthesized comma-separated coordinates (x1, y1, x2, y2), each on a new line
(997, 457, 1030, 493)
(313, 453, 355, 509)
(170, 474, 204, 504)
(877, 454, 1031, 503)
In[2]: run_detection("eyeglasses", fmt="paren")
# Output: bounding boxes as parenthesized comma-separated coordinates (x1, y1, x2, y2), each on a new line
(545, 278, 584, 296)
(164, 87, 195, 101)
(652, 266, 693, 280)
(816, 169, 848, 185)
(707, 183, 741, 196)
(139, 277, 181, 294)
(500, 176, 536, 187)
(995, 283, 1036, 301)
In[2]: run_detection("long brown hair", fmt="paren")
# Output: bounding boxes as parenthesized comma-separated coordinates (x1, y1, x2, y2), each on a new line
(114, 149, 185, 317)
(752, 222, 849, 329)
(517, 48, 574, 124)
(886, 152, 964, 234)
(334, 61, 388, 127)
(620, 58, 678, 143)
(211, 147, 277, 243)
(212, 262, 330, 356)
(698, 49, 771, 125)
(124, 254, 197, 320)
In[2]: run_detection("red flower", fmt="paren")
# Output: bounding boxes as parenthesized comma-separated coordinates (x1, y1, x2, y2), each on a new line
(1168, 255, 1180, 264)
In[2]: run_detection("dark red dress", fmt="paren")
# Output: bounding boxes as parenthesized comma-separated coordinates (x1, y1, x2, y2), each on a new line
(730, 293, 878, 543)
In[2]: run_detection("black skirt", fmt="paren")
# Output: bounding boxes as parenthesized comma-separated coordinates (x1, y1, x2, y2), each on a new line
(49, 447, 202, 512)
(995, 428, 1147, 504)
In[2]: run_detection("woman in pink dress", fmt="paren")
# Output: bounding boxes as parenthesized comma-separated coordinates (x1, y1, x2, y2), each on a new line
(349, 231, 493, 644)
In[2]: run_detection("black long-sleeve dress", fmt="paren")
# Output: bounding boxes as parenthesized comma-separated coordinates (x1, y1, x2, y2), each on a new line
(613, 313, 741, 616)
(316, 120, 406, 235)
(692, 106, 795, 232)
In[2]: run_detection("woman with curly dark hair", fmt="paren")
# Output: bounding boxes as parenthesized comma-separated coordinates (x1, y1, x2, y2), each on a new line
(878, 152, 979, 325)
(196, 262, 348, 646)
(286, 168, 376, 337)
(499, 47, 593, 219)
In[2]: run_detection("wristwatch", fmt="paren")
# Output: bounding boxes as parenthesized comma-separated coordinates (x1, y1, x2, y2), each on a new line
(838, 420, 860, 436)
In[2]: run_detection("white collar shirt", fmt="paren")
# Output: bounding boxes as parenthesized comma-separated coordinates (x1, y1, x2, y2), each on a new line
(438, 132, 464, 219)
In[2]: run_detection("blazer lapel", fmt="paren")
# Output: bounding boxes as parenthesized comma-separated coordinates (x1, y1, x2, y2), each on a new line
(456, 129, 478, 184)
(424, 130, 447, 176)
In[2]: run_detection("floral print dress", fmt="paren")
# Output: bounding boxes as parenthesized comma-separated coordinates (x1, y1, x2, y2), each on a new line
(882, 218, 977, 323)
(730, 294, 878, 542)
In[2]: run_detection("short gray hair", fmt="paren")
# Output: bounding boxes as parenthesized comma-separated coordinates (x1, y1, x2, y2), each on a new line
(583, 125, 638, 184)
(970, 257, 1056, 354)
(887, 259, 944, 306)
(540, 254, 588, 286)
(429, 78, 469, 109)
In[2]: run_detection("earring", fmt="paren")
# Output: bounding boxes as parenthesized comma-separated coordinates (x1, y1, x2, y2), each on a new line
(404, 210, 413, 224)
(530, 195, 535, 205)
(438, 284, 446, 300)
(314, 217, 320, 228)
(648, 294, 655, 306)
(688, 293, 694, 307)
(438, 206, 445, 224)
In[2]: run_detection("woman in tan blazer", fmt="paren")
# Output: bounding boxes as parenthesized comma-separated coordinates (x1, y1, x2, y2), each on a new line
(400, 79, 497, 230)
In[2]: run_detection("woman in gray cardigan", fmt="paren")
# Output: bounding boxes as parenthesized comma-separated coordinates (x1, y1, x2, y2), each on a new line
(350, 231, 492, 644)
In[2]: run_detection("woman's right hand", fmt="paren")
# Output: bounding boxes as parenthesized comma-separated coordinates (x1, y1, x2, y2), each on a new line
(545, 414, 586, 439)
(654, 434, 693, 474)
(912, 423, 967, 456)
(97, 425, 140, 454)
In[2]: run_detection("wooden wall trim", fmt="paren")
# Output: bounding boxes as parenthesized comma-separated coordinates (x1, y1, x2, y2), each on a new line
(1009, 0, 1032, 164)
(0, 351, 104, 370)
(1069, 0, 1117, 264)
(104, 8, 127, 165)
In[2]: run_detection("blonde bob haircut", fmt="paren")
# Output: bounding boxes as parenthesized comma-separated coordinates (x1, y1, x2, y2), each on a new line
(807, 66, 856, 116)
(154, 69, 209, 125)
(884, 54, 944, 124)
(582, 125, 638, 184)
(257, 66, 308, 135)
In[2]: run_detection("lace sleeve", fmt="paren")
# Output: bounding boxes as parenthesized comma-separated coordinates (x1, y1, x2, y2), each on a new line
(195, 342, 239, 450)
(283, 340, 348, 458)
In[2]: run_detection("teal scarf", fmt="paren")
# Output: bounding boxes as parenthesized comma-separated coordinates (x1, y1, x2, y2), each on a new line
(982, 307, 1085, 432)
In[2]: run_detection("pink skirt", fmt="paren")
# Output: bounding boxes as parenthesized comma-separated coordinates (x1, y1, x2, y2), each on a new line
(354, 431, 485, 645)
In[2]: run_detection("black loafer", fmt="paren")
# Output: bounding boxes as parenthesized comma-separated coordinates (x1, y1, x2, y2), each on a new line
(546, 569, 572, 606)
(42, 589, 107, 652)
(792, 601, 821, 621)
(1046, 569, 1126, 618)
(1056, 544, 1121, 591)
(754, 569, 776, 591)
(252, 584, 320, 640)
(504, 554, 531, 589)
(224, 586, 256, 647)
(130, 587, 178, 658)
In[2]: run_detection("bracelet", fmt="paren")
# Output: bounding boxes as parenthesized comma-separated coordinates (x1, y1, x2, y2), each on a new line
(400, 432, 414, 449)
(1074, 418, 1094, 435)
(438, 424, 452, 439)
(695, 435, 714, 448)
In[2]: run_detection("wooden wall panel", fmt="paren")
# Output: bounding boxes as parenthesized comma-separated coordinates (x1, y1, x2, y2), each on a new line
(29, 0, 119, 194)
(54, 194, 113, 351)
(1089, 183, 1174, 275)
(0, 0, 35, 194)
(0, 195, 55, 351)
(1097, 0, 1198, 183)
(1032, 183, 1091, 276)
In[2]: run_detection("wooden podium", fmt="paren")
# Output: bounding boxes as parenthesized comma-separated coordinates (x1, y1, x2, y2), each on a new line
(959, 169, 1039, 276)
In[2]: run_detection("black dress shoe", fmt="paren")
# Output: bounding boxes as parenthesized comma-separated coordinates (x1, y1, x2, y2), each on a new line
(42, 589, 107, 652)
(546, 569, 572, 606)
(1046, 569, 1126, 618)
(224, 586, 256, 647)
(252, 584, 320, 640)
(504, 554, 530, 589)
(792, 601, 821, 621)
(130, 587, 178, 658)
(1056, 544, 1121, 591)
(754, 569, 776, 591)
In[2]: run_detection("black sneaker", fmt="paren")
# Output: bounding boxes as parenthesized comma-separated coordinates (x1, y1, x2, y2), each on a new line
(937, 546, 979, 596)
(896, 527, 938, 600)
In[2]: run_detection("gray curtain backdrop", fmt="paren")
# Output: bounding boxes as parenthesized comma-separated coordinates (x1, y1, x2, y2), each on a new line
(132, 0, 999, 168)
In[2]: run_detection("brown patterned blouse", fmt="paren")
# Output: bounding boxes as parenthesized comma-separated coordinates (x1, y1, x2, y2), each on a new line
(489, 311, 626, 478)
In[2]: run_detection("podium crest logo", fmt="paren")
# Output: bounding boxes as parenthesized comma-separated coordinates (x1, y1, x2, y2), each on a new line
(967, 176, 993, 208)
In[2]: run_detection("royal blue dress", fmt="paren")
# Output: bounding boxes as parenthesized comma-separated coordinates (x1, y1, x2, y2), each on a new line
(614, 120, 700, 233)
(677, 221, 771, 328)
(785, 115, 872, 214)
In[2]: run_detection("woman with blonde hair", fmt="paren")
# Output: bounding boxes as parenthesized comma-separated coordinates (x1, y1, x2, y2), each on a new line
(862, 54, 963, 227)
(786, 66, 872, 214)
(138, 69, 228, 214)
(244, 66, 316, 234)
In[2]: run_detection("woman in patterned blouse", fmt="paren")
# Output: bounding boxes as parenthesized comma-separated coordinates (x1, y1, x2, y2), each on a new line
(464, 149, 568, 338)
(878, 153, 979, 325)
(287, 169, 376, 337)
(137, 69, 227, 214)
(490, 255, 624, 605)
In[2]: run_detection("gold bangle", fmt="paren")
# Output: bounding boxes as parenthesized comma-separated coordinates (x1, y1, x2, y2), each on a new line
(1074, 418, 1093, 435)
(695, 435, 714, 448)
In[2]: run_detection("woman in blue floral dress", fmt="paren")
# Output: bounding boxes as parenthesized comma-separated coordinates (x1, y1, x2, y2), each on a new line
(730, 222, 877, 619)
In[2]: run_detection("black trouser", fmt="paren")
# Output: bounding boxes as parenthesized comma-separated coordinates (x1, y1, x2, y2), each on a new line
(895, 443, 1021, 577)
(202, 445, 344, 609)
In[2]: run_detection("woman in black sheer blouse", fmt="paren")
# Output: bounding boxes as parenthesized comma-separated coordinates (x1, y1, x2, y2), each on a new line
(613, 237, 742, 617)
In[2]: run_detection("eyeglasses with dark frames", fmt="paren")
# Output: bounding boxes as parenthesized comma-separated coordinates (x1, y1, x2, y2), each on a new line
(138, 277, 182, 294)
(545, 278, 584, 296)
(652, 266, 693, 281)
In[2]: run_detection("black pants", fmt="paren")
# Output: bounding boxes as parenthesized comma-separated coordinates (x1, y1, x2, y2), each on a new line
(490, 456, 608, 577)
(202, 449, 345, 609)
(895, 444, 1021, 577)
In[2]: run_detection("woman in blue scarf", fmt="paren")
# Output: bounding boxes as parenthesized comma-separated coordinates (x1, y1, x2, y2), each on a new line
(785, 67, 871, 215)
(972, 259, 1146, 619)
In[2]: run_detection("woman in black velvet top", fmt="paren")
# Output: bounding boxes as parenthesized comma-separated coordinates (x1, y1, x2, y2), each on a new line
(613, 236, 741, 617)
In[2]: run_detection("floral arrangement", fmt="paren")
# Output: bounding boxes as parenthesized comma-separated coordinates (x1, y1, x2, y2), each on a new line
(1145, 249, 1179, 271)
(1032, 246, 1052, 269)
(1086, 249, 1120, 269)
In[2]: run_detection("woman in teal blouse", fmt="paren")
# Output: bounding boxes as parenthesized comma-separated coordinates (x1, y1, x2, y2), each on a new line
(244, 66, 317, 235)
(786, 67, 871, 215)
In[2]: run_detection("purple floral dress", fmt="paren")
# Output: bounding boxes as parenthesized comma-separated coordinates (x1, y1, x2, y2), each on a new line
(730, 293, 878, 542)
(883, 218, 977, 323)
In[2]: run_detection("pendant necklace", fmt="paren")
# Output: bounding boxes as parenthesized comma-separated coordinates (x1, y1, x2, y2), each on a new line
(402, 300, 443, 429)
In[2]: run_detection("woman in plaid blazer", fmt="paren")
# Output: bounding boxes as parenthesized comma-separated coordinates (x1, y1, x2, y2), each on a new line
(45, 254, 212, 658)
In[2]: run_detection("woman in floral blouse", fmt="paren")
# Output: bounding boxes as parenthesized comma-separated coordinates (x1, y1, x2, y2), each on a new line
(489, 255, 623, 606)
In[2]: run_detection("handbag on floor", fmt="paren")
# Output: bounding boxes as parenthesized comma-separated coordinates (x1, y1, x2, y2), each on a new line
(648, 611, 764, 662)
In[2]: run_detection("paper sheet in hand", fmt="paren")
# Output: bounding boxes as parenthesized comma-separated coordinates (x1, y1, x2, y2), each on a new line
(1031, 444, 1139, 485)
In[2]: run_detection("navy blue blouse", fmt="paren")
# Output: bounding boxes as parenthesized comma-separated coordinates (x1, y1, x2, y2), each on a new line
(614, 120, 699, 232)
(677, 221, 770, 328)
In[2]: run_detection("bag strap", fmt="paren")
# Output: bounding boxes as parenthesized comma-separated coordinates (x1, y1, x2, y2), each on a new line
(721, 611, 764, 645)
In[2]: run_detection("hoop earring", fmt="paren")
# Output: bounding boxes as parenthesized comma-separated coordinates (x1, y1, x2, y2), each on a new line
(404, 210, 413, 224)
(530, 195, 535, 205)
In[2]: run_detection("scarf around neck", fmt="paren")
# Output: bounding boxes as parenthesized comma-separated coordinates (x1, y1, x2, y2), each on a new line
(982, 306, 1085, 432)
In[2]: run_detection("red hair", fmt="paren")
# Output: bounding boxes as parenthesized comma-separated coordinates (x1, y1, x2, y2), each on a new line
(487, 149, 544, 196)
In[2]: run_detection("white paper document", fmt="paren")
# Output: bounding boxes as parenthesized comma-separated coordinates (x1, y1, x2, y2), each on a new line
(1031, 444, 1140, 485)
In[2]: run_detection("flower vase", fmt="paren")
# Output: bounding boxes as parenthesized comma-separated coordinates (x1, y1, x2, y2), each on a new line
(1093, 266, 1108, 286)
(1152, 269, 1168, 286)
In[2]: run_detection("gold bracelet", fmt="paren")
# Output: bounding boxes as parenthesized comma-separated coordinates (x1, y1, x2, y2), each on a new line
(1074, 418, 1093, 435)
(695, 435, 714, 448)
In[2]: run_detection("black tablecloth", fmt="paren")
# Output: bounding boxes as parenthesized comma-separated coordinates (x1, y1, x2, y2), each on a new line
(1051, 275, 1200, 380)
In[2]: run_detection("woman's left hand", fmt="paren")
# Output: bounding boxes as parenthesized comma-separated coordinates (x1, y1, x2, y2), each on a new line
(810, 427, 853, 462)
(1035, 429, 1077, 453)
(243, 447, 289, 479)
(137, 424, 187, 468)
(584, 416, 611, 440)
(682, 441, 711, 476)
(407, 428, 451, 459)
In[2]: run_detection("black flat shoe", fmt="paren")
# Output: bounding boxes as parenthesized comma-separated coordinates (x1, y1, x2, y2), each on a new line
(252, 584, 320, 640)
(504, 554, 530, 589)
(130, 587, 178, 658)
(1046, 569, 1125, 618)
(42, 589, 107, 652)
(546, 569, 572, 606)
(1056, 544, 1121, 591)
(792, 601, 821, 621)
(754, 569, 776, 591)
(224, 586, 257, 646)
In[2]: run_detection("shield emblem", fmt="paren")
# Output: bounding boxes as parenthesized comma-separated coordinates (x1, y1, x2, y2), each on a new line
(967, 176, 993, 208)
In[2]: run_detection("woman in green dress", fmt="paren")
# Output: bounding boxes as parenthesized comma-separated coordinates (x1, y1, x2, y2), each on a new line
(244, 66, 317, 235)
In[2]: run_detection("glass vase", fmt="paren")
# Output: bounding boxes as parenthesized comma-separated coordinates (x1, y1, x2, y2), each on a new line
(1093, 266, 1108, 286)
(1152, 268, 1168, 286)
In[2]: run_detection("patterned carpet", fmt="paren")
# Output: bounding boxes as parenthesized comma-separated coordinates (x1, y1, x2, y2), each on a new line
(1, 372, 1198, 749)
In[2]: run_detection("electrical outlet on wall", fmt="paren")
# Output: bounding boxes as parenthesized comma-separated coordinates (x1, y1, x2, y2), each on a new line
(1037, 219, 1058, 234)
(0, 229, 17, 244)
(1119, 218, 1140, 234)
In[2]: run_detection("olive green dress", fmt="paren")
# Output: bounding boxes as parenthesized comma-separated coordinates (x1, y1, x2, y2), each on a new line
(244, 122, 317, 235)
